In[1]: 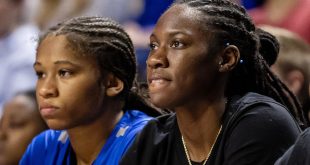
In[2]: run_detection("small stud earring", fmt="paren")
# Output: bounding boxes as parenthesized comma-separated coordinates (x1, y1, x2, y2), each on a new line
(219, 59, 223, 65)
(219, 63, 223, 68)
(225, 42, 230, 46)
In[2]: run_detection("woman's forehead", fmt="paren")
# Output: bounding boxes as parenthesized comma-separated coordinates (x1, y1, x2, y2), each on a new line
(156, 5, 203, 30)
(163, 4, 202, 22)
(153, 4, 212, 41)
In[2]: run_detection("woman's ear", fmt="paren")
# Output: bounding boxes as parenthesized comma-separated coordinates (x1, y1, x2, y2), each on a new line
(219, 45, 240, 72)
(104, 73, 124, 97)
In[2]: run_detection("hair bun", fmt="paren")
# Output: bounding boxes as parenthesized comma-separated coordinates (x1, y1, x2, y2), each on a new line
(256, 28, 280, 66)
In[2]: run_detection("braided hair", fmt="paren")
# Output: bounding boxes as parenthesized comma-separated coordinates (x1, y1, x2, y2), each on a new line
(174, 0, 308, 127)
(38, 16, 162, 117)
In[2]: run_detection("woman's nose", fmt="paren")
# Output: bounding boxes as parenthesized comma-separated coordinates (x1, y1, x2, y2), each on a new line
(146, 47, 169, 69)
(37, 77, 58, 99)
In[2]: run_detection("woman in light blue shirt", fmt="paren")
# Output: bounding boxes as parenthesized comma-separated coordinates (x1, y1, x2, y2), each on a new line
(20, 16, 160, 165)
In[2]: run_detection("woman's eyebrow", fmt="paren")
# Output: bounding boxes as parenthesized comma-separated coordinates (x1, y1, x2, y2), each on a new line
(54, 60, 80, 67)
(33, 60, 81, 68)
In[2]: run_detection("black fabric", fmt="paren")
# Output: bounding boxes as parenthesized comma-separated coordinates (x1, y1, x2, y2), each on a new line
(120, 92, 301, 165)
(275, 127, 310, 165)
(191, 160, 205, 165)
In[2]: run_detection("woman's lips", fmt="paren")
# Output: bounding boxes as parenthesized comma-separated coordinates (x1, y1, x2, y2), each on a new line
(39, 104, 59, 118)
(148, 77, 170, 92)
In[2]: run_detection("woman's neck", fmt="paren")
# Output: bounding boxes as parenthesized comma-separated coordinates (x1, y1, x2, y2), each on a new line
(176, 98, 226, 162)
(68, 108, 124, 165)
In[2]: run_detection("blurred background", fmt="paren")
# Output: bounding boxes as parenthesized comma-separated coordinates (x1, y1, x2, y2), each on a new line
(0, 0, 310, 163)
(0, 0, 309, 120)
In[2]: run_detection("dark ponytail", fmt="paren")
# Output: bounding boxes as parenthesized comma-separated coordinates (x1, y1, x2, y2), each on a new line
(255, 28, 308, 128)
(256, 28, 279, 66)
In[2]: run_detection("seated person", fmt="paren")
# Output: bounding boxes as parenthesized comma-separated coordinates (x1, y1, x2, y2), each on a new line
(0, 90, 48, 165)
(20, 16, 160, 165)
(261, 25, 310, 123)
(120, 0, 304, 164)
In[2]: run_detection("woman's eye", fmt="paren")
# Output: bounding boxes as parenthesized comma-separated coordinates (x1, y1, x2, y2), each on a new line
(58, 69, 72, 78)
(35, 71, 45, 79)
(171, 41, 184, 48)
(149, 42, 158, 50)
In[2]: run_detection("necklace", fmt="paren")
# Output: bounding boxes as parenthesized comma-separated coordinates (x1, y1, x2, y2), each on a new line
(181, 125, 222, 165)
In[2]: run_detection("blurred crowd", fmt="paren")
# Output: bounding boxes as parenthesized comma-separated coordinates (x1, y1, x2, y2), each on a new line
(0, 0, 173, 114)
(0, 0, 310, 164)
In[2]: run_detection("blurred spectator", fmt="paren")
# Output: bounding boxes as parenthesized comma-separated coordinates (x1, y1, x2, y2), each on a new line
(30, 0, 173, 82)
(30, 0, 61, 30)
(261, 25, 310, 122)
(0, 0, 38, 114)
(249, 0, 310, 44)
(81, 0, 143, 23)
(33, 0, 143, 31)
(0, 90, 48, 165)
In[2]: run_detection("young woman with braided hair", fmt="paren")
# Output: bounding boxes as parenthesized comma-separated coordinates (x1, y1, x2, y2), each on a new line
(120, 0, 306, 165)
(19, 16, 161, 165)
